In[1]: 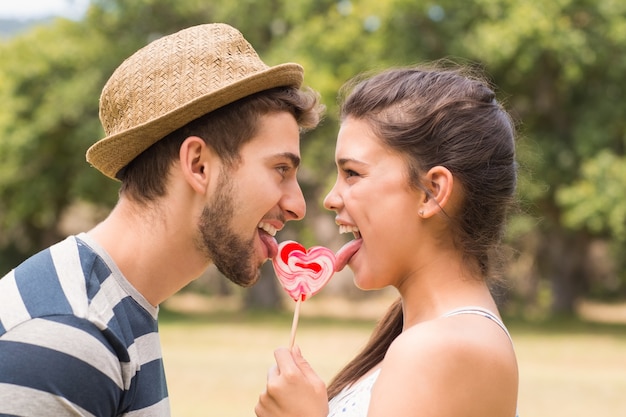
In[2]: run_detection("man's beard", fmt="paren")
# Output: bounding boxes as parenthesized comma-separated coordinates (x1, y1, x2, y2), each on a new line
(197, 176, 261, 287)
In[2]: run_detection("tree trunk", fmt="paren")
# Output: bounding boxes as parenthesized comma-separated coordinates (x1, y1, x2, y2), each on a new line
(540, 229, 590, 315)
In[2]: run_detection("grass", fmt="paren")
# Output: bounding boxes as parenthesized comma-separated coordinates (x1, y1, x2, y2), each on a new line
(511, 318, 626, 416)
(160, 295, 626, 417)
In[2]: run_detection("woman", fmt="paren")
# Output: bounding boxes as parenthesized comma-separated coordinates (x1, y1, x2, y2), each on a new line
(256, 64, 519, 417)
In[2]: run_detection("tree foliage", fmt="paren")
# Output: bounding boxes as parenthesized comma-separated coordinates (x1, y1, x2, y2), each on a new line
(1, 0, 625, 314)
(0, 20, 115, 264)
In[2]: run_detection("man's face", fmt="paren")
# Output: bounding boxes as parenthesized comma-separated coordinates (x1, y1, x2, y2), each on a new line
(197, 112, 306, 287)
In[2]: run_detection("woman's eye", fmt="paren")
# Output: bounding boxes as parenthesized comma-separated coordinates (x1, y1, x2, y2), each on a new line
(345, 169, 359, 178)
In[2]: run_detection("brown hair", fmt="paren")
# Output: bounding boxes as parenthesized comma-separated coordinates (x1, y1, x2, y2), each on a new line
(327, 64, 517, 399)
(118, 86, 323, 202)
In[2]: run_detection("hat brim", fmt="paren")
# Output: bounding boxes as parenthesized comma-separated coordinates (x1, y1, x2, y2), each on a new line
(86, 63, 304, 180)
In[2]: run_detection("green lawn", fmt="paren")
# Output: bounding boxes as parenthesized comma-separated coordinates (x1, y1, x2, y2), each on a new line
(160, 296, 626, 417)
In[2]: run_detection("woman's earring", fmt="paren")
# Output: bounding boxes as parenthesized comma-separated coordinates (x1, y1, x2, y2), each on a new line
(418, 210, 424, 216)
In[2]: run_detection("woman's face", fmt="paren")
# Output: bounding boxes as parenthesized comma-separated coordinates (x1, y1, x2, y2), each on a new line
(324, 117, 426, 290)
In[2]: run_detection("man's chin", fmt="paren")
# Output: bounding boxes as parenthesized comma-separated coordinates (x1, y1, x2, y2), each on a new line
(237, 273, 260, 288)
(218, 264, 261, 288)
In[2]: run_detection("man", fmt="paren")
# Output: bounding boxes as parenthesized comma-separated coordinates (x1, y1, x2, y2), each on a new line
(0, 23, 323, 416)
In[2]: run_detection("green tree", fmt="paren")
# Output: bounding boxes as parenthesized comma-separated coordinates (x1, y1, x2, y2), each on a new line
(0, 20, 118, 271)
(264, 0, 626, 314)
(459, 0, 626, 312)
(2, 0, 625, 316)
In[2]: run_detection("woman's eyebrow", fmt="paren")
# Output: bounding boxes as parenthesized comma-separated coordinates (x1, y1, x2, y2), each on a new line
(337, 158, 366, 168)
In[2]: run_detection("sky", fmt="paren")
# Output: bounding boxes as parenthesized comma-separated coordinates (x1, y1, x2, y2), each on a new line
(0, 0, 90, 20)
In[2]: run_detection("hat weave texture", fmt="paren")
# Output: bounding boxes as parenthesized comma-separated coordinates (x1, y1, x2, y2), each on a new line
(86, 23, 304, 179)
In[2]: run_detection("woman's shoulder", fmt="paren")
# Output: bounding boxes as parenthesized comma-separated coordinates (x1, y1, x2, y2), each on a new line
(387, 312, 516, 371)
(370, 314, 518, 416)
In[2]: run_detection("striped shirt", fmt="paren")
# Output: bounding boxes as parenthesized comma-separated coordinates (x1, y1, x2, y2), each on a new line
(0, 233, 170, 416)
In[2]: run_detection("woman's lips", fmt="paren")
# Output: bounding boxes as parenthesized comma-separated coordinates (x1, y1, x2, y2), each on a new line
(334, 238, 363, 271)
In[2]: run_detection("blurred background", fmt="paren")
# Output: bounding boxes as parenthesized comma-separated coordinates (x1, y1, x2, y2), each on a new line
(1, 1, 625, 416)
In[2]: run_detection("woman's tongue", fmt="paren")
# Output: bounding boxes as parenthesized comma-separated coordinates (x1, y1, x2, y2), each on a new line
(259, 231, 278, 259)
(335, 238, 363, 272)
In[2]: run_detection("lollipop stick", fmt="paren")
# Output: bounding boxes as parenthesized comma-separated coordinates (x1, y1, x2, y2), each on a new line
(289, 297, 303, 349)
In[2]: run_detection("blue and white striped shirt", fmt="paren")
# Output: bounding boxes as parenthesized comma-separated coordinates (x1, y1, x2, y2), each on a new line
(0, 233, 170, 416)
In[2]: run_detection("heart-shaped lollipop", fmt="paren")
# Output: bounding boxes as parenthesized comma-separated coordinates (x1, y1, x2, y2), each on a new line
(272, 240, 336, 347)
(272, 240, 336, 302)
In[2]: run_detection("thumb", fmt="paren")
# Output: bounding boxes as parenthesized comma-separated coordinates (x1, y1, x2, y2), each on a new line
(291, 345, 329, 405)
(291, 345, 321, 382)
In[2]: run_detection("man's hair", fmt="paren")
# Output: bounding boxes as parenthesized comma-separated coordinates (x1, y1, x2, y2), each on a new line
(117, 86, 322, 202)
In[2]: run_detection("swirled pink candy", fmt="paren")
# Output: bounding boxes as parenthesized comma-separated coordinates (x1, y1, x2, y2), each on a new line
(272, 240, 336, 302)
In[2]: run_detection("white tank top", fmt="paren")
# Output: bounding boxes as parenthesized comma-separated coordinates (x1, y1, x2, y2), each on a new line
(327, 307, 515, 417)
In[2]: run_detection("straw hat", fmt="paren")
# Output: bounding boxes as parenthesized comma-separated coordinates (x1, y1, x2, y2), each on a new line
(86, 23, 304, 180)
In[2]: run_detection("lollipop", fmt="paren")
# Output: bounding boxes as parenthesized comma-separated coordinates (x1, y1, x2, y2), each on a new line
(272, 240, 336, 347)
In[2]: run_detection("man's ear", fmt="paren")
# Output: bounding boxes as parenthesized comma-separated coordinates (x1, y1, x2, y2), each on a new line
(179, 136, 213, 195)
(418, 165, 454, 218)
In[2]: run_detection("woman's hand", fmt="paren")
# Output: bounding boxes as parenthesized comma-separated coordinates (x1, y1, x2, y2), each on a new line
(255, 346, 329, 417)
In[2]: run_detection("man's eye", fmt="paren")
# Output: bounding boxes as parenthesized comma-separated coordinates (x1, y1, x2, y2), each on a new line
(277, 165, 290, 175)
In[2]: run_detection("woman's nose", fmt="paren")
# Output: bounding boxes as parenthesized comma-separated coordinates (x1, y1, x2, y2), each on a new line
(323, 181, 342, 212)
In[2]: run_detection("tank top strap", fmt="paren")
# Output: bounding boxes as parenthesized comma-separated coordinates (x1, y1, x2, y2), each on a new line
(442, 306, 513, 343)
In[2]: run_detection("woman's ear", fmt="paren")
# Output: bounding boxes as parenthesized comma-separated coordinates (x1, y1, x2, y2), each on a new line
(179, 136, 213, 195)
(418, 166, 454, 218)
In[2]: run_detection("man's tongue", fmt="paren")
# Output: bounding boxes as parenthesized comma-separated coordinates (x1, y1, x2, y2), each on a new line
(259, 232, 278, 259)
(335, 238, 363, 272)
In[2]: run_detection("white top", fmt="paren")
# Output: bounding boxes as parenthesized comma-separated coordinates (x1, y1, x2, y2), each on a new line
(328, 369, 381, 417)
(327, 307, 514, 417)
